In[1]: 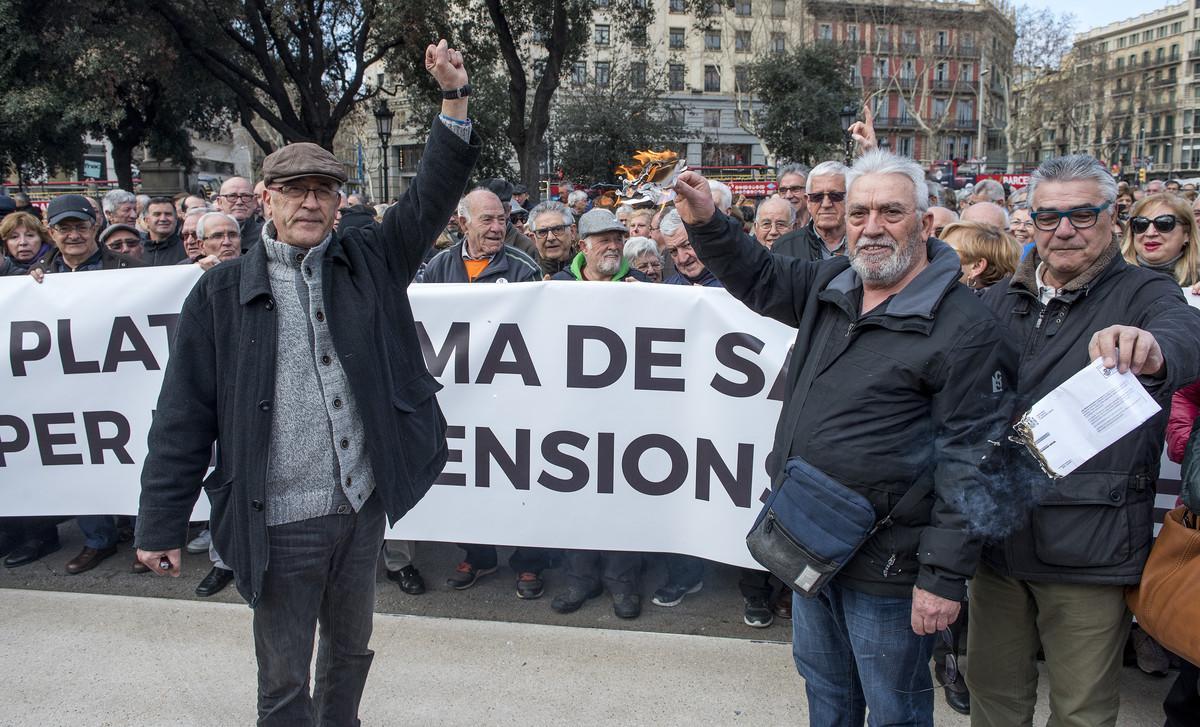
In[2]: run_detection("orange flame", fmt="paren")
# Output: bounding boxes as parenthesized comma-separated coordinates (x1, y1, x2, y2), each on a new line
(616, 149, 679, 181)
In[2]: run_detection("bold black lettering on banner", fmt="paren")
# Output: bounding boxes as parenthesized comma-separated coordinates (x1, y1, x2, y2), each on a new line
(766, 344, 792, 402)
(634, 327, 685, 392)
(82, 411, 134, 464)
(538, 430, 589, 492)
(33, 412, 83, 465)
(9, 320, 51, 376)
(0, 415, 31, 466)
(596, 432, 615, 494)
(57, 319, 100, 374)
(147, 313, 181, 352)
(476, 324, 541, 386)
(622, 434, 687, 496)
(418, 321, 470, 383)
(566, 325, 625, 389)
(102, 317, 160, 372)
(695, 439, 754, 508)
(711, 333, 767, 398)
(435, 425, 467, 486)
(475, 427, 531, 489)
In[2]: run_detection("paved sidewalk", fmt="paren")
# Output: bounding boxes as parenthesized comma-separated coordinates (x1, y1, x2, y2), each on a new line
(0, 589, 1174, 726)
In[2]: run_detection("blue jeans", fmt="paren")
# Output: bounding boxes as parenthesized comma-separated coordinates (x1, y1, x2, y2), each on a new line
(252, 494, 385, 727)
(791, 582, 935, 727)
(76, 515, 116, 549)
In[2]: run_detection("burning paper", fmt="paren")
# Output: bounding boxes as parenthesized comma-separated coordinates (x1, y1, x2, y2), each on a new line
(615, 150, 687, 206)
(1012, 358, 1161, 478)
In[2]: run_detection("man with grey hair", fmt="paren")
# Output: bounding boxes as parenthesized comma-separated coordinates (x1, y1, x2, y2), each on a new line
(672, 150, 1016, 725)
(102, 189, 138, 227)
(567, 189, 589, 216)
(772, 160, 848, 261)
(967, 178, 1006, 207)
(708, 179, 733, 215)
(776, 162, 811, 227)
(528, 200, 577, 278)
(421, 188, 539, 285)
(752, 196, 795, 249)
(968, 155, 1200, 727)
(216, 176, 263, 252)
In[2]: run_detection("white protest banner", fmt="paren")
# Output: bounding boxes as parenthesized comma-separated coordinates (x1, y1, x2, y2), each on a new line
(0, 269, 795, 569)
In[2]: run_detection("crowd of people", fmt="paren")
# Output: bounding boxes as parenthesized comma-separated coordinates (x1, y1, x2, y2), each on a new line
(2, 50, 1199, 724)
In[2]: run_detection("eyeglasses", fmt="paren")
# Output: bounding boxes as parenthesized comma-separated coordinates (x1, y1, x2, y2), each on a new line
(778, 185, 807, 196)
(891, 629, 958, 695)
(808, 191, 846, 205)
(756, 221, 792, 231)
(1130, 215, 1179, 235)
(1032, 201, 1112, 231)
(531, 224, 570, 239)
(634, 260, 663, 272)
(1010, 219, 1035, 229)
(51, 222, 93, 236)
(269, 185, 337, 203)
(203, 231, 241, 242)
(182, 231, 198, 240)
(219, 193, 256, 202)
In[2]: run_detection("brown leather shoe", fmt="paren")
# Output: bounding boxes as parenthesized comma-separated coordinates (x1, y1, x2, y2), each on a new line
(65, 545, 117, 575)
(771, 589, 792, 620)
(131, 558, 151, 574)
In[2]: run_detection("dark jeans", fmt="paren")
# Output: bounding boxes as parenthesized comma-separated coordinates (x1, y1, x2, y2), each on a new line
(77, 515, 116, 549)
(459, 543, 552, 574)
(660, 553, 704, 588)
(791, 582, 935, 727)
(562, 549, 642, 596)
(252, 494, 385, 727)
(1165, 659, 1200, 727)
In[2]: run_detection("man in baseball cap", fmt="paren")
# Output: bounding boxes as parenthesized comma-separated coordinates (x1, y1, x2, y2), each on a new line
(550, 207, 646, 282)
(40, 194, 143, 274)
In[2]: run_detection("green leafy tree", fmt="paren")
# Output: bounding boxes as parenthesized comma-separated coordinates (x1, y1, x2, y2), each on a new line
(552, 66, 687, 185)
(747, 46, 857, 165)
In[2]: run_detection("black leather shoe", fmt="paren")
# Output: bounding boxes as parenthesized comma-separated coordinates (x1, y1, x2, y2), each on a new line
(3, 538, 62, 568)
(550, 585, 603, 614)
(195, 566, 234, 597)
(943, 683, 971, 716)
(386, 565, 426, 595)
(612, 593, 642, 619)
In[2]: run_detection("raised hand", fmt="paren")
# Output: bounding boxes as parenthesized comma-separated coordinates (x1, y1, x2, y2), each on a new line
(425, 39, 468, 91)
(848, 101, 877, 155)
(672, 171, 716, 226)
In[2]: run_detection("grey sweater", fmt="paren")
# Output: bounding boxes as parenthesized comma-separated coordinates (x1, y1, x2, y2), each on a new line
(261, 227, 376, 526)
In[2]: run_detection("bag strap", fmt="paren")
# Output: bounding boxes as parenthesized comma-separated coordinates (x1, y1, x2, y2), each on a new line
(872, 469, 935, 534)
(770, 314, 838, 483)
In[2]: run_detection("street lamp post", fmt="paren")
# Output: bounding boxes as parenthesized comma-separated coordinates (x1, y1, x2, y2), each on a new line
(373, 99, 395, 202)
(839, 105, 857, 164)
(977, 64, 989, 166)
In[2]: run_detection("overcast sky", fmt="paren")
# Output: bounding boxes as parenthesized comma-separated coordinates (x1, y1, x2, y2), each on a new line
(1022, 0, 1177, 35)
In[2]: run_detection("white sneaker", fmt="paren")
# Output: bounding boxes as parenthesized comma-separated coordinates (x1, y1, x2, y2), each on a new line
(186, 529, 211, 554)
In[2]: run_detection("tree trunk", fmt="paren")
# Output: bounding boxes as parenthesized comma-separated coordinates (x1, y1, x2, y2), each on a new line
(111, 138, 136, 192)
(519, 139, 544, 205)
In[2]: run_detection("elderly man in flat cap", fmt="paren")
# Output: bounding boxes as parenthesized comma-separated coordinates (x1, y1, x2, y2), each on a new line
(135, 40, 479, 726)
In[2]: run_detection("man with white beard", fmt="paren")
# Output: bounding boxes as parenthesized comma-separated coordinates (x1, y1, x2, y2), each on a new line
(672, 150, 1015, 726)
(550, 208, 648, 282)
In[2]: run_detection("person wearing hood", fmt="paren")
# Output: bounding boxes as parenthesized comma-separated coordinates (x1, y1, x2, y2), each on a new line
(550, 208, 648, 283)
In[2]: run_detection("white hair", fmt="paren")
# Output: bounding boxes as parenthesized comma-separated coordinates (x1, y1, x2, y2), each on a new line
(659, 209, 685, 237)
(805, 161, 850, 193)
(972, 179, 1006, 203)
(616, 204, 634, 216)
(777, 163, 810, 183)
(567, 190, 588, 206)
(757, 196, 796, 225)
(456, 188, 502, 223)
(102, 189, 136, 213)
(195, 211, 240, 239)
(623, 236, 660, 262)
(528, 200, 574, 229)
(1027, 154, 1118, 208)
(845, 150, 930, 214)
(708, 180, 732, 212)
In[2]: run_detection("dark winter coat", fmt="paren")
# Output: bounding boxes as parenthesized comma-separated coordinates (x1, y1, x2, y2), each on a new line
(420, 241, 541, 284)
(134, 121, 480, 607)
(980, 243, 1200, 585)
(687, 211, 1017, 601)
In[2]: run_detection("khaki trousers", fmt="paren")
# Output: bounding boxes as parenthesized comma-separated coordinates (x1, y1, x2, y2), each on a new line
(966, 563, 1130, 727)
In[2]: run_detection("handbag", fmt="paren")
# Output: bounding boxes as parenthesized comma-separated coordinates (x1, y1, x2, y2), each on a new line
(747, 456, 932, 597)
(1126, 506, 1200, 664)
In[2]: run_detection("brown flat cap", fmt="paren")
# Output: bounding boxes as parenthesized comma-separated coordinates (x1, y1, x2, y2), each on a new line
(261, 142, 348, 186)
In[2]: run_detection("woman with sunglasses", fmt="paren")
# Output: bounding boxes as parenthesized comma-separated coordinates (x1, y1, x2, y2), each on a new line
(1120, 193, 1200, 288)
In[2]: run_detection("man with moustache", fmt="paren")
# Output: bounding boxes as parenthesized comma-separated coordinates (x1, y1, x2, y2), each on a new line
(527, 200, 577, 278)
(551, 208, 647, 283)
(674, 151, 1015, 726)
(771, 161, 848, 261)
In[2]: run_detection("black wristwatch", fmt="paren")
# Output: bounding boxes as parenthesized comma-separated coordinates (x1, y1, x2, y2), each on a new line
(441, 84, 471, 100)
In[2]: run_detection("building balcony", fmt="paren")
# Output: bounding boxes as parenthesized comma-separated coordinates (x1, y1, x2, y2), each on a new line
(899, 43, 921, 55)
(875, 116, 920, 129)
(948, 119, 977, 130)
